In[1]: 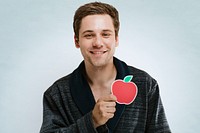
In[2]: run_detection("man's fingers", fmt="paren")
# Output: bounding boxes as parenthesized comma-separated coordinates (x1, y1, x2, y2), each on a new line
(102, 102, 116, 114)
(100, 110, 115, 119)
(97, 101, 116, 110)
(106, 107, 116, 113)
(92, 94, 117, 128)
(105, 102, 116, 108)
(98, 94, 117, 102)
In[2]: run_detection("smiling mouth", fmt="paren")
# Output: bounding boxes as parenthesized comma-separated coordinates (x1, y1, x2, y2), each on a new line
(90, 51, 107, 54)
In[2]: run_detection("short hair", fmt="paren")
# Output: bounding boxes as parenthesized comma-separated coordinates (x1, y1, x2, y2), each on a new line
(73, 2, 120, 40)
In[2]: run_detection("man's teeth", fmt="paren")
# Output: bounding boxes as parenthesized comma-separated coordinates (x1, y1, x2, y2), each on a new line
(91, 51, 106, 54)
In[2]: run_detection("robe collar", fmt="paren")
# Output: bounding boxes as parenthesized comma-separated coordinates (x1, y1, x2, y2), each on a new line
(69, 57, 130, 132)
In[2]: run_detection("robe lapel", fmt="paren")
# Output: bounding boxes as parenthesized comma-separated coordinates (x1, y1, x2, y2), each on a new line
(69, 57, 130, 132)
(69, 61, 95, 115)
(106, 57, 130, 132)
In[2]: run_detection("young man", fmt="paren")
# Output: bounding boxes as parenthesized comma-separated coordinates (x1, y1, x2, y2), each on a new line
(40, 2, 171, 133)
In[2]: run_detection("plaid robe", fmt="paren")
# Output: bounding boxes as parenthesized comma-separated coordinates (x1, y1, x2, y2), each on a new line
(40, 57, 171, 133)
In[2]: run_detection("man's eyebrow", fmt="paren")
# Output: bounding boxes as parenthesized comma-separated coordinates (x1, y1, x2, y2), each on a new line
(82, 29, 113, 34)
(102, 29, 113, 32)
(82, 30, 94, 35)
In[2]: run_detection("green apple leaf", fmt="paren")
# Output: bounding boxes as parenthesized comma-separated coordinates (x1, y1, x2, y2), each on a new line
(124, 75, 133, 82)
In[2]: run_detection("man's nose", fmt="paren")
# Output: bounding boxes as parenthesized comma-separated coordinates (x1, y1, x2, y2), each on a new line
(93, 35, 103, 48)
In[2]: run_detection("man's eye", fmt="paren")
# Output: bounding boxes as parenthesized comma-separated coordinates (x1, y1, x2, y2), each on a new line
(84, 34, 93, 38)
(102, 33, 111, 37)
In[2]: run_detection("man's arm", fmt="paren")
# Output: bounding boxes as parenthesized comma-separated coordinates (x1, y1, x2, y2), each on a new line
(40, 92, 98, 133)
(146, 79, 171, 133)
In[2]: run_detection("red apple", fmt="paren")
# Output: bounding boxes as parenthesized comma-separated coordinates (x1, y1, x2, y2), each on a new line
(111, 75, 138, 105)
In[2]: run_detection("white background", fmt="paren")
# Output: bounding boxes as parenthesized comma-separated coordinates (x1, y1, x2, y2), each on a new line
(0, 0, 199, 133)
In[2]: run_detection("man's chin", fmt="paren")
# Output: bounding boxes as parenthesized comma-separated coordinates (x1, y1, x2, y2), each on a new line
(90, 61, 106, 68)
(90, 58, 113, 68)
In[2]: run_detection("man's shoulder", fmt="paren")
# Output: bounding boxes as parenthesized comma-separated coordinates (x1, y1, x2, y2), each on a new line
(44, 73, 73, 96)
(127, 65, 158, 94)
(127, 65, 156, 83)
(55, 73, 72, 85)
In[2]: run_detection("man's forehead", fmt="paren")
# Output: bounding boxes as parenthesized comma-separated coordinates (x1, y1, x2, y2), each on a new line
(79, 15, 115, 32)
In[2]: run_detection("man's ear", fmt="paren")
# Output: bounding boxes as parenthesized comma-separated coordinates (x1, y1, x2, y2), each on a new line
(74, 35, 80, 48)
(115, 36, 119, 47)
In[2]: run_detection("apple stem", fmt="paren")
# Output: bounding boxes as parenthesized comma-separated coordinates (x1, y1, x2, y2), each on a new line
(124, 75, 133, 82)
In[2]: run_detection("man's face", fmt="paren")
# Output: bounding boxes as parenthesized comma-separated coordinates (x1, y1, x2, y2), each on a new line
(75, 14, 119, 68)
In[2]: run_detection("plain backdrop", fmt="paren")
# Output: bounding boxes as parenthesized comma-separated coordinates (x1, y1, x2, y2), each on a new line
(0, 0, 199, 133)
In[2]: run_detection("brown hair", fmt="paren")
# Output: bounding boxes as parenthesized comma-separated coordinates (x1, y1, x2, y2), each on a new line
(73, 2, 120, 40)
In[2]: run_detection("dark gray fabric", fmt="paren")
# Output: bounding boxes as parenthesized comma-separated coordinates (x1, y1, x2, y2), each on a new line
(40, 58, 171, 133)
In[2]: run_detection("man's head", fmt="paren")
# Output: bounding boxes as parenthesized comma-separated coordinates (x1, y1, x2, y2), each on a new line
(73, 2, 120, 41)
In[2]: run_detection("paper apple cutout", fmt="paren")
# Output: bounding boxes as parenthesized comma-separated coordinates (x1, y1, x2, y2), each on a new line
(111, 75, 138, 105)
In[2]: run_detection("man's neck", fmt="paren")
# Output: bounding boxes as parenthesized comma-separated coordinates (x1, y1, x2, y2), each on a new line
(85, 61, 117, 88)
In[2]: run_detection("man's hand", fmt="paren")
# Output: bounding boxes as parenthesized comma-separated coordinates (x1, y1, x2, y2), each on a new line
(92, 94, 117, 128)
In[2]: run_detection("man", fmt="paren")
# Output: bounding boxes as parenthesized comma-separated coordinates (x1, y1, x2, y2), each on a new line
(40, 2, 171, 133)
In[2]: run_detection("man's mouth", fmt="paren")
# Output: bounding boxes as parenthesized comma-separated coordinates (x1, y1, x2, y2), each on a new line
(90, 50, 107, 54)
